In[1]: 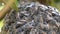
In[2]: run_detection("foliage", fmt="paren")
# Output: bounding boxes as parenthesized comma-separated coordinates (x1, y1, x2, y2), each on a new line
(11, 0, 19, 12)
(0, 5, 4, 10)
(0, 19, 4, 32)
(55, 0, 60, 2)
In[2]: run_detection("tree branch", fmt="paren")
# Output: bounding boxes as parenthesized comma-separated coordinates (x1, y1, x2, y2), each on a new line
(0, 0, 15, 20)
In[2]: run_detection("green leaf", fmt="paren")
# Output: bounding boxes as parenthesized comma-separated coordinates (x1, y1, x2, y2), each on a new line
(15, 0, 18, 5)
(11, 3, 18, 12)
(0, 19, 4, 32)
(0, 6, 4, 11)
(0, 19, 4, 28)
(11, 0, 19, 12)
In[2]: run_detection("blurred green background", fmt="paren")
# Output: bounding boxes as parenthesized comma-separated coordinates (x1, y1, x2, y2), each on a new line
(55, 0, 60, 11)
(53, 0, 60, 11)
